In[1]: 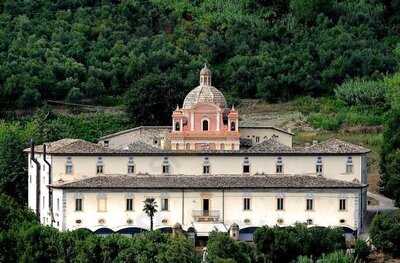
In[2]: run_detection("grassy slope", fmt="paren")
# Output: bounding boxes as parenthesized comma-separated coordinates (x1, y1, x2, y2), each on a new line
(238, 99, 382, 193)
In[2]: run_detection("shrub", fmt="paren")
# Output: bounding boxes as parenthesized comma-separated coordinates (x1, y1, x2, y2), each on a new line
(308, 112, 344, 130)
(354, 239, 370, 261)
(318, 251, 355, 263)
(254, 225, 345, 262)
(334, 79, 388, 107)
(369, 211, 400, 257)
(66, 87, 84, 104)
(207, 232, 254, 263)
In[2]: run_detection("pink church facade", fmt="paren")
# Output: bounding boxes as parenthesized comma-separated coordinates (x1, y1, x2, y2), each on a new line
(169, 65, 240, 150)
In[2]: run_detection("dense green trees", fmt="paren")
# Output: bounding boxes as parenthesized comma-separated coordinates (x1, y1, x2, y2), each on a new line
(254, 224, 345, 262)
(369, 211, 400, 257)
(0, 0, 398, 122)
(0, 109, 131, 202)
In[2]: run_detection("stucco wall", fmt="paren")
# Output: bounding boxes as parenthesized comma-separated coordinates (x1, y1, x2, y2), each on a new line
(60, 189, 360, 234)
(99, 127, 170, 149)
(51, 155, 364, 183)
(239, 127, 293, 147)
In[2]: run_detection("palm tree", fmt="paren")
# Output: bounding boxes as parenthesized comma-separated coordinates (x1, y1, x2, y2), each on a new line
(143, 198, 158, 231)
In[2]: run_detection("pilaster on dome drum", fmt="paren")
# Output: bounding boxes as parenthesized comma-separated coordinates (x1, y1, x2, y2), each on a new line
(183, 64, 227, 109)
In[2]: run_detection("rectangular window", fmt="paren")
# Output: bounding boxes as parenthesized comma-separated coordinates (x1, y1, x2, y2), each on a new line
(75, 199, 82, 211)
(162, 165, 169, 174)
(203, 165, 210, 174)
(243, 198, 251, 210)
(66, 165, 73, 174)
(96, 165, 104, 174)
(256, 136, 260, 143)
(339, 199, 346, 211)
(306, 199, 313, 211)
(57, 198, 60, 211)
(277, 198, 284, 210)
(316, 164, 323, 174)
(97, 197, 107, 212)
(346, 164, 353, 173)
(128, 165, 135, 174)
(42, 196, 45, 209)
(104, 140, 109, 147)
(161, 198, 169, 211)
(276, 164, 283, 173)
(243, 165, 250, 174)
(126, 198, 133, 211)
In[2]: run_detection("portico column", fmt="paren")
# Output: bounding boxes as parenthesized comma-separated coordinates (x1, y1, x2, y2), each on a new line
(173, 119, 176, 132)
(180, 119, 183, 132)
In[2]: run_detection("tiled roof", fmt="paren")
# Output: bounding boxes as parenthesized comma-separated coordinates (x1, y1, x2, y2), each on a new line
(24, 138, 118, 154)
(52, 174, 365, 189)
(301, 138, 370, 154)
(128, 141, 164, 153)
(27, 137, 370, 155)
(239, 125, 294, 135)
(99, 126, 171, 140)
(247, 138, 292, 153)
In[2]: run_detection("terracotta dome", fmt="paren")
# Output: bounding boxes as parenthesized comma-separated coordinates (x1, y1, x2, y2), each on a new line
(183, 85, 227, 109)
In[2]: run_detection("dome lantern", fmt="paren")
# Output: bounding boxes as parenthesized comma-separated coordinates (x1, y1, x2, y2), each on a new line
(182, 64, 227, 109)
(199, 64, 211, 86)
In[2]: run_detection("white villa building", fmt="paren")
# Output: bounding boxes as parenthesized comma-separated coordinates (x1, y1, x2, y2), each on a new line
(26, 65, 369, 242)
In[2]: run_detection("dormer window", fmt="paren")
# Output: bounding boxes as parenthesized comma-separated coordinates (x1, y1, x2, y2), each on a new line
(97, 157, 104, 174)
(128, 157, 135, 174)
(162, 157, 170, 175)
(346, 157, 353, 173)
(175, 122, 180, 131)
(276, 157, 283, 174)
(230, 121, 236, 131)
(243, 157, 250, 174)
(66, 157, 73, 175)
(202, 119, 209, 131)
(316, 157, 323, 175)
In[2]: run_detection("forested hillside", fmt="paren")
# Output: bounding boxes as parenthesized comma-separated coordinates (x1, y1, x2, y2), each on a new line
(0, 0, 399, 117)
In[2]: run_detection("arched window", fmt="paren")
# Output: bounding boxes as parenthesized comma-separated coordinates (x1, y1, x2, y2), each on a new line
(202, 119, 209, 131)
(243, 157, 250, 174)
(346, 156, 353, 173)
(276, 157, 283, 174)
(127, 157, 135, 174)
(203, 157, 210, 175)
(162, 157, 170, 175)
(230, 121, 236, 131)
(316, 157, 323, 175)
(66, 157, 73, 175)
(220, 143, 225, 150)
(175, 121, 180, 131)
(185, 143, 190, 150)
